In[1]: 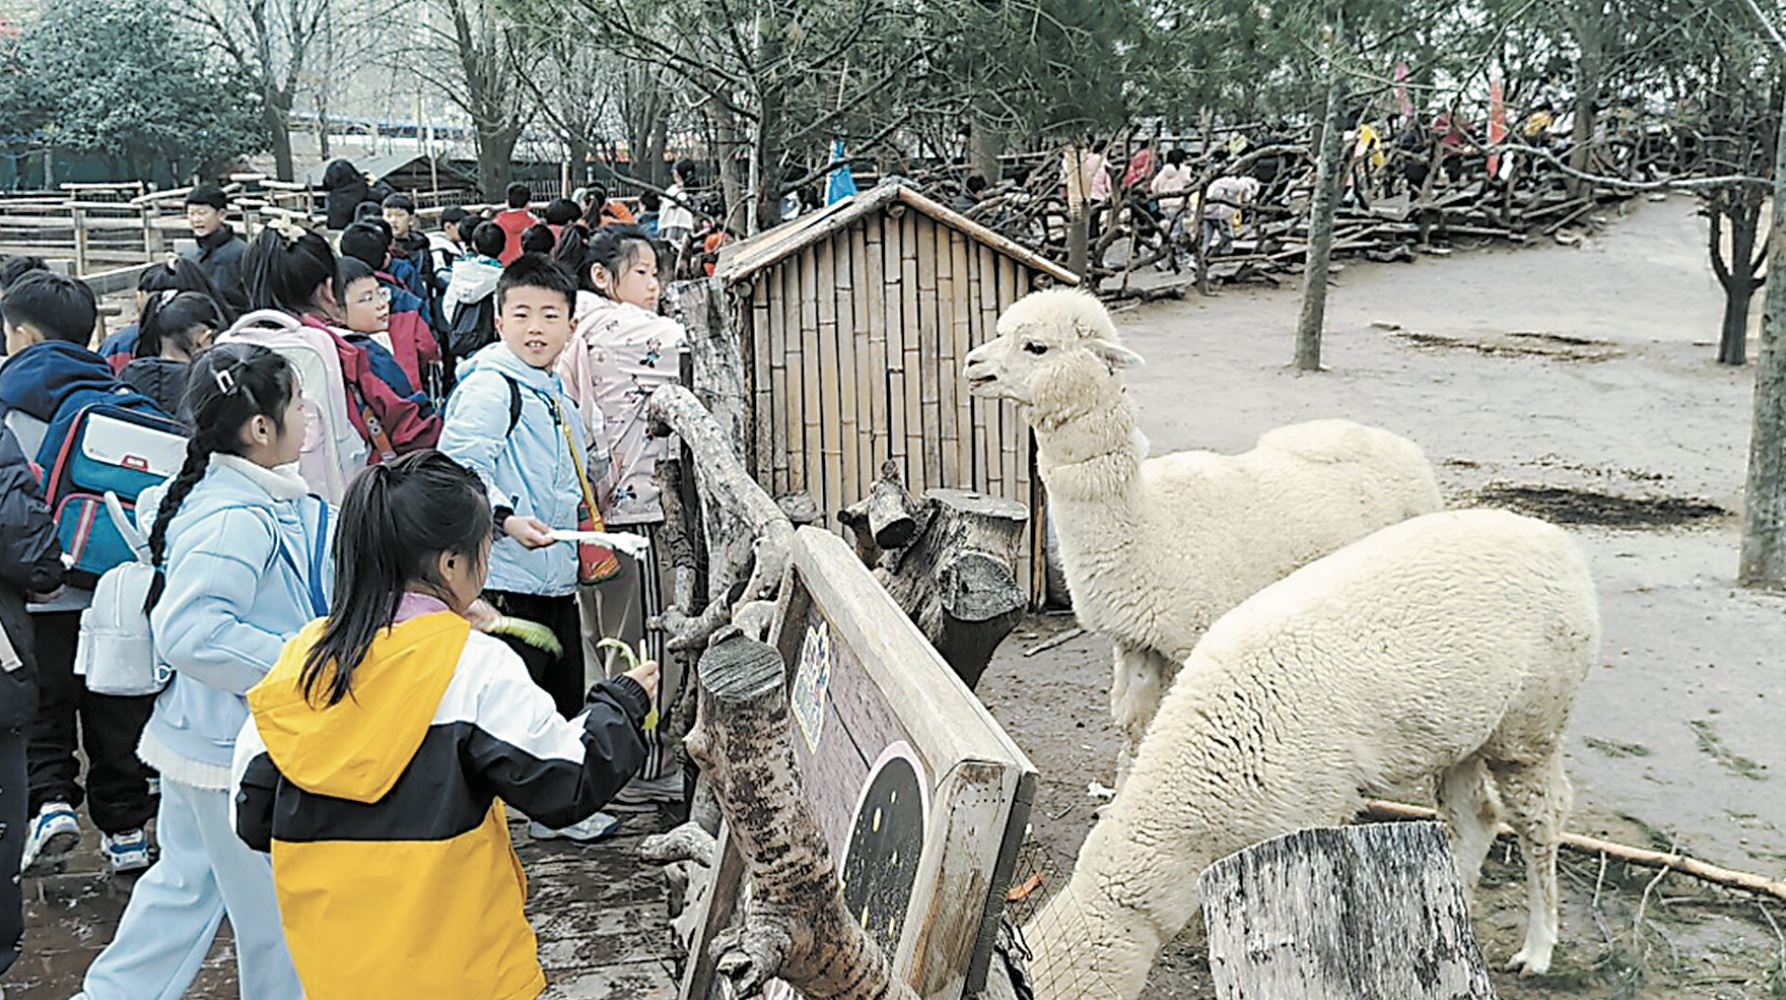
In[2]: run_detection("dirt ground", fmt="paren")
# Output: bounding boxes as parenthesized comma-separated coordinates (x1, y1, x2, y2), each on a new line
(976, 195, 1786, 998)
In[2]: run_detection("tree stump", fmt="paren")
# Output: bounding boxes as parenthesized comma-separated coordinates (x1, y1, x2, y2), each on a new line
(685, 629, 918, 1000)
(1197, 822, 1497, 1000)
(842, 465, 1028, 689)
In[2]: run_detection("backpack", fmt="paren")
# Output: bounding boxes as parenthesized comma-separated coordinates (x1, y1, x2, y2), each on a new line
(447, 294, 497, 360)
(75, 491, 169, 696)
(40, 392, 187, 588)
(217, 310, 368, 503)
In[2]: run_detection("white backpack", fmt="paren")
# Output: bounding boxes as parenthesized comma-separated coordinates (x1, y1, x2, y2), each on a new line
(75, 491, 170, 696)
(216, 310, 368, 503)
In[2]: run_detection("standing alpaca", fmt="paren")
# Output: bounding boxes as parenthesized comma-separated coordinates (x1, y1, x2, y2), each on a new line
(964, 288, 1442, 782)
(1022, 509, 1601, 998)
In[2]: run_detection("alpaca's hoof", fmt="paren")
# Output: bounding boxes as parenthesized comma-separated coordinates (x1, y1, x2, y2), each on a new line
(1505, 946, 1551, 977)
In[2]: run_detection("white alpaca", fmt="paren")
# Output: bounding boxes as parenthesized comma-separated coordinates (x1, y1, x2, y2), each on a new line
(1022, 509, 1601, 998)
(963, 288, 1442, 781)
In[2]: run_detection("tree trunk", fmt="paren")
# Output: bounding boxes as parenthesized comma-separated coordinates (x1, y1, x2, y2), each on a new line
(1721, 282, 1756, 367)
(1739, 90, 1786, 590)
(840, 463, 1027, 690)
(265, 97, 295, 183)
(684, 631, 919, 1000)
(1063, 145, 1090, 279)
(1567, 29, 1600, 198)
(1199, 823, 1496, 999)
(477, 124, 519, 201)
(1294, 71, 1346, 372)
(566, 135, 589, 192)
(1717, 194, 1761, 367)
(970, 122, 1003, 183)
(713, 110, 747, 235)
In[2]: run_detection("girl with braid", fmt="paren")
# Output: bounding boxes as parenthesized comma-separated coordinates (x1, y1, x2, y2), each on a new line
(75, 343, 323, 1000)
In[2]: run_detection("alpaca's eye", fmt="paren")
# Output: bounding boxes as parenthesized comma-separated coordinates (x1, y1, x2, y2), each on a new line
(1023, 342, 1049, 355)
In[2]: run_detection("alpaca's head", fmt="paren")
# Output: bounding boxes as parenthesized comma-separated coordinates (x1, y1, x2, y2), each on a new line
(964, 289, 1144, 415)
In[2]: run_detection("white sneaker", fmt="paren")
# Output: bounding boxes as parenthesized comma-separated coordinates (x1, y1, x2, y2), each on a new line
(528, 811, 623, 843)
(21, 801, 80, 874)
(101, 827, 153, 874)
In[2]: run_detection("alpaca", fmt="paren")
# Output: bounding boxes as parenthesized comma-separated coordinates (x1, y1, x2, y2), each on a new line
(963, 288, 1442, 782)
(1020, 509, 1601, 998)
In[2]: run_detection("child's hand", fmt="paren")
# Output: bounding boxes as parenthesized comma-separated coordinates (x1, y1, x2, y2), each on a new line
(624, 658, 660, 702)
(464, 598, 500, 631)
(503, 515, 555, 549)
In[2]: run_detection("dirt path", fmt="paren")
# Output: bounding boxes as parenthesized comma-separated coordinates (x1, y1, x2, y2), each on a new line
(978, 196, 1786, 998)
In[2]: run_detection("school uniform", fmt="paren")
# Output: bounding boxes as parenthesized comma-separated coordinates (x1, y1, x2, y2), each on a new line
(79, 454, 330, 1000)
(439, 342, 590, 718)
(0, 426, 65, 979)
(233, 594, 649, 999)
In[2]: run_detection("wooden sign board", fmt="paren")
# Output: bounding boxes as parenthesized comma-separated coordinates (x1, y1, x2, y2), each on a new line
(684, 527, 1037, 1000)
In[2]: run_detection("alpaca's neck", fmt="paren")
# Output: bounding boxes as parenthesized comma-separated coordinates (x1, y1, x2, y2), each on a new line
(1031, 383, 1143, 500)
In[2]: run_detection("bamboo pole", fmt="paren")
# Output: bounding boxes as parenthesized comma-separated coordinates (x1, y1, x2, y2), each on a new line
(1363, 800, 1786, 903)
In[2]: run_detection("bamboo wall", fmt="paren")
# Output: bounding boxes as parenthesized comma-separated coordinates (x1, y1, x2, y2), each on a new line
(740, 208, 1046, 601)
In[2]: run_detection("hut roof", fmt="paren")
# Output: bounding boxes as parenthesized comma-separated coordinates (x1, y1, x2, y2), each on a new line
(300, 153, 477, 190)
(714, 181, 1078, 286)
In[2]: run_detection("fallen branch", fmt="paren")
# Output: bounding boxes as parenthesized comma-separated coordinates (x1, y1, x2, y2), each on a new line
(1363, 799, 1786, 903)
(1023, 627, 1086, 657)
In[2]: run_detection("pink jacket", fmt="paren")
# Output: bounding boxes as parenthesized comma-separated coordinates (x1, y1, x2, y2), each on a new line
(557, 297, 688, 525)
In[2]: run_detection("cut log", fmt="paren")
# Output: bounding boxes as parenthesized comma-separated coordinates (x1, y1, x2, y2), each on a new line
(853, 486, 1029, 690)
(1198, 822, 1496, 1000)
(839, 459, 920, 558)
(685, 629, 918, 1000)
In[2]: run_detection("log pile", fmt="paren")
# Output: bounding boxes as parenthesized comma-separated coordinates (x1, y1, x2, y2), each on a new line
(924, 123, 1691, 297)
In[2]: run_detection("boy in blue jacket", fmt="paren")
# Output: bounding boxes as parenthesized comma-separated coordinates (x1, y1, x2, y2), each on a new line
(0, 272, 158, 875)
(440, 256, 623, 841)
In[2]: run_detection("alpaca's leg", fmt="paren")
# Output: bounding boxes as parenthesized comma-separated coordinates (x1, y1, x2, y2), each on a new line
(1434, 755, 1501, 895)
(1109, 643, 1173, 793)
(1489, 751, 1571, 976)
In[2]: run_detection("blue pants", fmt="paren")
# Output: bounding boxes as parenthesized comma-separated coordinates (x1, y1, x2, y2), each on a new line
(81, 778, 301, 1000)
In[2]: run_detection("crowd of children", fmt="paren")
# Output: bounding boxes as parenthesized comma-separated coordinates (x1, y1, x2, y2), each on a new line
(0, 173, 697, 998)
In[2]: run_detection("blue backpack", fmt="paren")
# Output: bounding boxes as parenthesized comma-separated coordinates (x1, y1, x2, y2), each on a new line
(38, 390, 187, 587)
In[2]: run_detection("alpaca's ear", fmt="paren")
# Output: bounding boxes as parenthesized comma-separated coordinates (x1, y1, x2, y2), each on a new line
(1090, 339, 1145, 369)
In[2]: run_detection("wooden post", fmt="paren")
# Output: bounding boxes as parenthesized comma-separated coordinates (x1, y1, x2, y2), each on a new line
(1294, 60, 1346, 373)
(684, 630, 918, 1000)
(1198, 823, 1496, 1000)
(142, 205, 166, 261)
(71, 207, 89, 275)
(1740, 83, 1786, 589)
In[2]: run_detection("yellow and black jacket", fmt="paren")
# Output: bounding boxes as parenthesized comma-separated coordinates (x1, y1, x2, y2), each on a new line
(231, 607, 649, 1000)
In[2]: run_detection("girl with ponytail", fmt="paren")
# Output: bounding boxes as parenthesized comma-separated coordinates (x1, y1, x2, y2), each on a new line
(78, 343, 321, 1000)
(233, 450, 657, 999)
(119, 289, 225, 419)
(556, 224, 689, 806)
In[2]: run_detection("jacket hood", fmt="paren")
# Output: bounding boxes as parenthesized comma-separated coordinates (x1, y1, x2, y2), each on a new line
(0, 340, 116, 421)
(249, 611, 469, 802)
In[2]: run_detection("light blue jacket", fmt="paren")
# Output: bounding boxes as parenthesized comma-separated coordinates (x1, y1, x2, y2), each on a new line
(140, 454, 333, 784)
(439, 342, 585, 597)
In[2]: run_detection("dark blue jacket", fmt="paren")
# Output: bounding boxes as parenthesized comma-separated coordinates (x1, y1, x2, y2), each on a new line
(0, 340, 172, 468)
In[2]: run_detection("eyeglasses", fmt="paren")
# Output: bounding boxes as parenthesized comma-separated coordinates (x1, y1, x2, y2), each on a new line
(353, 286, 392, 306)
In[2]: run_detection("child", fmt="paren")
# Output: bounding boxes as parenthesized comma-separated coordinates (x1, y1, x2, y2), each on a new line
(232, 451, 656, 999)
(381, 193, 435, 296)
(430, 206, 473, 289)
(542, 197, 583, 239)
(521, 222, 557, 257)
(0, 272, 159, 876)
(557, 226, 687, 804)
(0, 422, 66, 986)
(242, 226, 440, 460)
(335, 258, 429, 407)
(99, 259, 234, 373)
(495, 182, 539, 264)
(439, 256, 610, 808)
(442, 221, 505, 330)
(120, 290, 224, 419)
(339, 223, 445, 399)
(659, 160, 697, 252)
(76, 344, 320, 1000)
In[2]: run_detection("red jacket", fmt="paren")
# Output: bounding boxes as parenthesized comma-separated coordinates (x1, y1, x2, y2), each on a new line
(495, 209, 538, 265)
(374, 270, 443, 398)
(298, 315, 440, 460)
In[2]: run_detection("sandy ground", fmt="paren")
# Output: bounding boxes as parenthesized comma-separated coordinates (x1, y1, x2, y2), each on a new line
(977, 194, 1786, 998)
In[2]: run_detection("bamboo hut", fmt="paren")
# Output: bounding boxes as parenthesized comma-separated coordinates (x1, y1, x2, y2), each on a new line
(709, 181, 1078, 603)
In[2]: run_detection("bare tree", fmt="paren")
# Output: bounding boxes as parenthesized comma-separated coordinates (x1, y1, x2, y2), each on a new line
(174, 0, 332, 180)
(413, 0, 537, 197)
